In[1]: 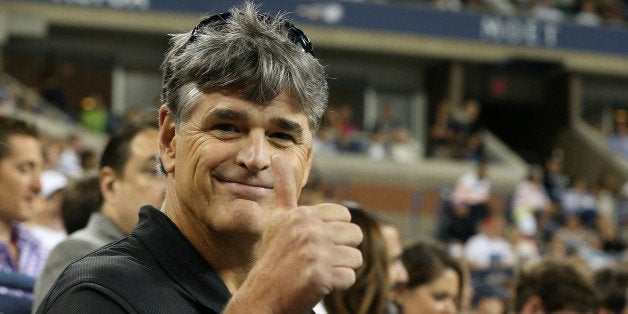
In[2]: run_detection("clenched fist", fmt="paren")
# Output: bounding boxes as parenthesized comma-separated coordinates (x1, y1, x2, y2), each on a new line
(225, 155, 363, 314)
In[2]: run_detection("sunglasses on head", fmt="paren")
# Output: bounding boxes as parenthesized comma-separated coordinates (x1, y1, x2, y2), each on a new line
(185, 12, 313, 54)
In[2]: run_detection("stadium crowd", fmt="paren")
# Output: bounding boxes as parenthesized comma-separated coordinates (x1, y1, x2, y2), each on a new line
(1, 74, 625, 313)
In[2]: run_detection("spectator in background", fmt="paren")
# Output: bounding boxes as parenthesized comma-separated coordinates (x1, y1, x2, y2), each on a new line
(318, 206, 393, 314)
(26, 138, 69, 252)
(0, 116, 47, 302)
(594, 266, 627, 314)
(32, 117, 165, 309)
(313, 125, 339, 156)
(79, 149, 98, 174)
(511, 165, 551, 237)
(369, 104, 402, 161)
(594, 171, 622, 227)
(380, 217, 410, 312)
(509, 227, 541, 267)
(471, 282, 508, 314)
(511, 258, 597, 313)
(368, 130, 388, 160)
(338, 104, 360, 136)
(390, 128, 422, 163)
(60, 171, 100, 234)
(313, 110, 340, 156)
(428, 98, 458, 159)
(335, 104, 364, 153)
(464, 215, 516, 272)
(543, 151, 569, 225)
(452, 98, 483, 161)
(574, 0, 602, 26)
(448, 159, 492, 242)
(531, 0, 566, 22)
(56, 134, 82, 178)
(396, 240, 464, 314)
(562, 175, 598, 227)
(596, 217, 625, 255)
(609, 111, 628, 159)
(27, 171, 67, 252)
(373, 103, 400, 138)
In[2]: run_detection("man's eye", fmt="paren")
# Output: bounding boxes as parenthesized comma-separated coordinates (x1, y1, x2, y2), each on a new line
(270, 132, 295, 142)
(17, 164, 33, 174)
(215, 124, 238, 132)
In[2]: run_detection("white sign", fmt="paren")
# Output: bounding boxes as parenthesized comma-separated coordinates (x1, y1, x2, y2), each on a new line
(479, 16, 558, 47)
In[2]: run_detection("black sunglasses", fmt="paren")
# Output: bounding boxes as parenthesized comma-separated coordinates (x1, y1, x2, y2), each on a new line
(186, 12, 313, 54)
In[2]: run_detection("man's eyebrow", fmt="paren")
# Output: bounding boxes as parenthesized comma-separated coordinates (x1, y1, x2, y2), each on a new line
(208, 108, 247, 121)
(270, 117, 304, 137)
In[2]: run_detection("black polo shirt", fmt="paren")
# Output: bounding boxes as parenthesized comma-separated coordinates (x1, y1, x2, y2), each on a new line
(37, 206, 231, 313)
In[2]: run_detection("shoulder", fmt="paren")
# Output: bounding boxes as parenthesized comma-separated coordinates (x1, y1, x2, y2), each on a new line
(41, 237, 184, 312)
(42, 236, 106, 277)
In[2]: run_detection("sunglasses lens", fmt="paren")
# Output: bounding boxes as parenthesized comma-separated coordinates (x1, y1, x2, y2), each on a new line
(189, 12, 313, 54)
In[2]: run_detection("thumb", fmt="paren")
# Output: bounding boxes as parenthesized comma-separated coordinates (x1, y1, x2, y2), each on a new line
(271, 154, 297, 210)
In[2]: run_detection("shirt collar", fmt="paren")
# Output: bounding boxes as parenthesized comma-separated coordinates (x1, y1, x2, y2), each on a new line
(134, 206, 231, 312)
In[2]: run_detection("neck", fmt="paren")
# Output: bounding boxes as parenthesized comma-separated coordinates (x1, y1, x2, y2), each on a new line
(100, 203, 128, 235)
(0, 219, 13, 243)
(162, 195, 259, 293)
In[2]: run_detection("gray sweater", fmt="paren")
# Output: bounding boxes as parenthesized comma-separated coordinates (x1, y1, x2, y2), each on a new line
(32, 212, 125, 312)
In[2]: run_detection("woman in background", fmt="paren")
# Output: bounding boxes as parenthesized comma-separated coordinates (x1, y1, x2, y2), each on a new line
(319, 206, 391, 314)
(396, 240, 464, 314)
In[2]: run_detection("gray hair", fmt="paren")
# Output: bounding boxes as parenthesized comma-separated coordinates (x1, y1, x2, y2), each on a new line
(160, 2, 328, 133)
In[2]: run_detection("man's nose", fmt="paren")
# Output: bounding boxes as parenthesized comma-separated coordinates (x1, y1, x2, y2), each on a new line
(31, 174, 42, 195)
(236, 130, 271, 172)
(394, 261, 409, 284)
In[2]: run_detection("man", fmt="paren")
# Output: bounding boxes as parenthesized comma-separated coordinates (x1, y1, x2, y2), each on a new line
(464, 215, 516, 271)
(37, 3, 362, 313)
(32, 117, 165, 310)
(380, 221, 409, 314)
(0, 115, 46, 285)
(512, 258, 597, 313)
(446, 159, 491, 242)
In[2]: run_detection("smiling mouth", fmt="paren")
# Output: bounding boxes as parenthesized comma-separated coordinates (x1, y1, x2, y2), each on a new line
(214, 177, 272, 200)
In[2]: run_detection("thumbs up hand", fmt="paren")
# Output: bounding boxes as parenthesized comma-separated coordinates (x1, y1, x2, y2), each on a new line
(225, 155, 363, 314)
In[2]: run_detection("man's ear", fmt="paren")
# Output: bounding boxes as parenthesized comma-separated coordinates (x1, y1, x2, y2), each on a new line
(159, 105, 176, 174)
(99, 166, 117, 203)
(520, 295, 544, 314)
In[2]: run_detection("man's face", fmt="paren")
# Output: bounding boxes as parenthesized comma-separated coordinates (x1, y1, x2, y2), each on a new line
(0, 135, 42, 225)
(111, 128, 165, 234)
(162, 90, 313, 236)
(381, 224, 409, 294)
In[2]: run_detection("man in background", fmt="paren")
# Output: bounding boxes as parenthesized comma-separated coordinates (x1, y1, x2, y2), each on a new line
(511, 258, 597, 313)
(0, 116, 46, 313)
(32, 117, 164, 310)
